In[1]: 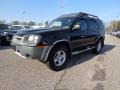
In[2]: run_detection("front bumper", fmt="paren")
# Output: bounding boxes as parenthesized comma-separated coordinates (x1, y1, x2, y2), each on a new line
(11, 43, 51, 61)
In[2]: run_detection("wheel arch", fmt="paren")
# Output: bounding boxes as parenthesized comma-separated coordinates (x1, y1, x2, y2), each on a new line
(45, 40, 71, 62)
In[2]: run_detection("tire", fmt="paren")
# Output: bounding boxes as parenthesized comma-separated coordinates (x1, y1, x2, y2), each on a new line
(47, 45, 70, 71)
(0, 38, 2, 46)
(93, 40, 103, 54)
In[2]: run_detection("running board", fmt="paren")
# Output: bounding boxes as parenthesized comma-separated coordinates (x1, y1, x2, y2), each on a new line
(72, 46, 95, 55)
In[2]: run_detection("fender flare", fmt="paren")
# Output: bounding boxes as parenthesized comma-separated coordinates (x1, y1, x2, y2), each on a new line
(44, 39, 71, 62)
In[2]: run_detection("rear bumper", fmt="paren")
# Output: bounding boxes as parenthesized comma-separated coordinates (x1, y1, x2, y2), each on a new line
(11, 42, 51, 61)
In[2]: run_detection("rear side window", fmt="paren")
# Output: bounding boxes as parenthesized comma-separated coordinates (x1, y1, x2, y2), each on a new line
(97, 20, 104, 30)
(87, 20, 97, 31)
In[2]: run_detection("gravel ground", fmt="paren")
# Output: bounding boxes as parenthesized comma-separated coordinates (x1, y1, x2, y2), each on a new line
(0, 34, 120, 90)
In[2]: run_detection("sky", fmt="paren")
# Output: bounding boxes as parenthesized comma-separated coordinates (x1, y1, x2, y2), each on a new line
(0, 0, 120, 23)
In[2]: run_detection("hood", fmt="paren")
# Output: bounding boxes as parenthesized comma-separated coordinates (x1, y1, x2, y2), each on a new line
(16, 28, 64, 35)
(0, 29, 18, 33)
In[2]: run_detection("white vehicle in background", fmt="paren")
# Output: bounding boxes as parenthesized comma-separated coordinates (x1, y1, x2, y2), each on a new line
(31, 24, 46, 29)
(12, 25, 31, 30)
(112, 31, 117, 36)
(115, 31, 120, 37)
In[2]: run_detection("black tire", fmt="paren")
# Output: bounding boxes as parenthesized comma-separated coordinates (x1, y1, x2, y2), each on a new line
(0, 38, 2, 46)
(47, 45, 70, 71)
(93, 40, 103, 54)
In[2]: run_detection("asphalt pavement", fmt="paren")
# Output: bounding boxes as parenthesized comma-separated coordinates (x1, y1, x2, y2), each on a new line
(0, 34, 120, 90)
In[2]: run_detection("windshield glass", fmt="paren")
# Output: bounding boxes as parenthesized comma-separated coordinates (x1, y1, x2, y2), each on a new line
(48, 17, 74, 29)
(12, 26, 24, 30)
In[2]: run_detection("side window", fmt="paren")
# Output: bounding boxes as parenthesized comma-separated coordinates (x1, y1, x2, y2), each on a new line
(87, 20, 97, 31)
(97, 20, 104, 30)
(73, 19, 87, 31)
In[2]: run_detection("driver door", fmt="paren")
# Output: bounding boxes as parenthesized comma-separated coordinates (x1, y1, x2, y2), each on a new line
(70, 18, 89, 50)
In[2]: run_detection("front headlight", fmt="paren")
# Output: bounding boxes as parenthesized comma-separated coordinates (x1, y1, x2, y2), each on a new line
(3, 32, 9, 35)
(27, 35, 39, 44)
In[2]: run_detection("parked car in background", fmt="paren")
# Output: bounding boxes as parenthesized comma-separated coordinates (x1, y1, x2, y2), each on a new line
(0, 24, 18, 45)
(11, 12, 105, 71)
(12, 25, 31, 30)
(31, 25, 46, 29)
(115, 31, 120, 38)
(111, 31, 120, 38)
(111, 31, 117, 36)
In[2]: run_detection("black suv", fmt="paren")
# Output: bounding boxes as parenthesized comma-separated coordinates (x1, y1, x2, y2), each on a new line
(0, 24, 17, 45)
(11, 12, 105, 71)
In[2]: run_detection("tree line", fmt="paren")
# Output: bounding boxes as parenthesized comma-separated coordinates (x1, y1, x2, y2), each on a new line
(106, 20, 120, 33)
(0, 20, 48, 26)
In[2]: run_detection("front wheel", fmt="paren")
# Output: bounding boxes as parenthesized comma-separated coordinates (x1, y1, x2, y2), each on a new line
(47, 45, 70, 71)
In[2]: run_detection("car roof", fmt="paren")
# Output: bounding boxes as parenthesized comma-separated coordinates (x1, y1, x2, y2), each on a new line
(60, 13, 78, 18)
(59, 12, 99, 20)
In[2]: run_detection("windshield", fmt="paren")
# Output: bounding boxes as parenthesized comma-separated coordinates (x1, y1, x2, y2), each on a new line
(48, 17, 74, 29)
(12, 26, 24, 30)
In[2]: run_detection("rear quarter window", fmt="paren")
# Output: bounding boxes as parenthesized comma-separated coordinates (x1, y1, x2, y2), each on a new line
(97, 20, 105, 30)
(87, 19, 97, 31)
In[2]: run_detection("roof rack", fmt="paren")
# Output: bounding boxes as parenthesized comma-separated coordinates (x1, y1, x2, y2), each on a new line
(78, 12, 98, 19)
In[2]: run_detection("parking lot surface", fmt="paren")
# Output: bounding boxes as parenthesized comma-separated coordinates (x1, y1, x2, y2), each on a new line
(0, 34, 120, 90)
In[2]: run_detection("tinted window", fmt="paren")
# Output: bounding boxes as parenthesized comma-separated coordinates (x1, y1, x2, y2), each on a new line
(97, 20, 104, 30)
(74, 19, 87, 31)
(87, 20, 97, 31)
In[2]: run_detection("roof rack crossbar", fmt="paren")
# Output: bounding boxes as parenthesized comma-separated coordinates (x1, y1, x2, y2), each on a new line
(78, 12, 98, 19)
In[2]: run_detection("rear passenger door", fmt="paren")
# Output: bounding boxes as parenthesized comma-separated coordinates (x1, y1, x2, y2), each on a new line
(87, 19, 98, 45)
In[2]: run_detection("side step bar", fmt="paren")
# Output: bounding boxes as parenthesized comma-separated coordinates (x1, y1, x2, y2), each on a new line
(72, 46, 95, 55)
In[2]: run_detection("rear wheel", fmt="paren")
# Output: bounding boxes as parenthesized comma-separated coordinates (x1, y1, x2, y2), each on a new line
(93, 40, 103, 54)
(47, 45, 70, 71)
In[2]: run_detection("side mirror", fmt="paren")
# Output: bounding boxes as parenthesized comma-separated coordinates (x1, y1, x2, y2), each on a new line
(72, 24, 80, 30)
